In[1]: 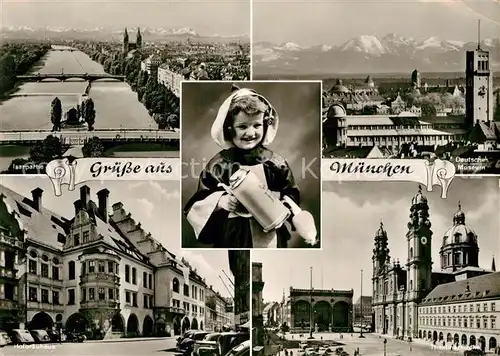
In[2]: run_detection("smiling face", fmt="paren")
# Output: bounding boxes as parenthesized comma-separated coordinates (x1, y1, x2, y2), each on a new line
(231, 111, 265, 150)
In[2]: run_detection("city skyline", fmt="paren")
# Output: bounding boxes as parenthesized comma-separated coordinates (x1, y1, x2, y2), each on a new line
(253, 177, 500, 304)
(0, 176, 234, 299)
(254, 0, 500, 46)
(1, 0, 250, 37)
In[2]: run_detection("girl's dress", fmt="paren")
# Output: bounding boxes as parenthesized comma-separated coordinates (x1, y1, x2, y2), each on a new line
(183, 87, 300, 248)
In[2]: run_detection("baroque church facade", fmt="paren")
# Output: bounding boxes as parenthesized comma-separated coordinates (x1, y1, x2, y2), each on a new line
(372, 186, 499, 352)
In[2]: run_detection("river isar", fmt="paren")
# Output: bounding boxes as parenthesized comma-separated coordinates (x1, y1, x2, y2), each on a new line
(0, 45, 156, 131)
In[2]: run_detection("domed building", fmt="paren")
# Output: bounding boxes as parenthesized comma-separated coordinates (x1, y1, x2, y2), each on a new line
(330, 79, 351, 95)
(323, 103, 347, 149)
(440, 203, 479, 272)
(372, 187, 499, 352)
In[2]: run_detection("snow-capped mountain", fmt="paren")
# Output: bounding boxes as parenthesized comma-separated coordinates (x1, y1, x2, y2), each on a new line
(253, 33, 500, 76)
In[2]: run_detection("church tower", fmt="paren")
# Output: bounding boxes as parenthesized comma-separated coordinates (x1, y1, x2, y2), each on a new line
(136, 27, 142, 49)
(123, 28, 129, 55)
(372, 222, 390, 334)
(465, 20, 494, 127)
(405, 185, 433, 338)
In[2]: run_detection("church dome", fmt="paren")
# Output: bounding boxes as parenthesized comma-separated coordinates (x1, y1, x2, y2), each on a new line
(327, 104, 346, 118)
(411, 185, 428, 205)
(331, 79, 350, 94)
(375, 222, 387, 238)
(442, 202, 478, 247)
(365, 75, 375, 87)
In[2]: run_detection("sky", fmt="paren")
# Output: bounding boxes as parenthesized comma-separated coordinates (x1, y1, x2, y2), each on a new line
(253, 176, 500, 304)
(0, 175, 234, 299)
(1, 0, 250, 36)
(253, 0, 500, 46)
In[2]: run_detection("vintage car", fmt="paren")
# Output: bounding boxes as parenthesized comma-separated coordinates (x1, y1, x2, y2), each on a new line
(217, 332, 250, 356)
(224, 340, 250, 356)
(10, 329, 35, 344)
(0, 330, 12, 347)
(30, 330, 51, 343)
(192, 332, 221, 356)
(464, 349, 485, 356)
(178, 331, 210, 354)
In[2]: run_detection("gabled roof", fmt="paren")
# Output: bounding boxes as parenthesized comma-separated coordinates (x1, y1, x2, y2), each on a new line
(422, 271, 500, 305)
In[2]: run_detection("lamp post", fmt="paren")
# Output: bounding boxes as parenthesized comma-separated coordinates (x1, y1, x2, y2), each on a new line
(359, 269, 365, 338)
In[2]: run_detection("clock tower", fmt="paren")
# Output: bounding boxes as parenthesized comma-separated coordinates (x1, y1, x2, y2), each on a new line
(465, 21, 494, 128)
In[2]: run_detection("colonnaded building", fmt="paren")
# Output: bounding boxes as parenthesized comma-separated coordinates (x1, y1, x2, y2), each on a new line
(372, 186, 499, 352)
(0, 184, 234, 339)
(286, 287, 353, 333)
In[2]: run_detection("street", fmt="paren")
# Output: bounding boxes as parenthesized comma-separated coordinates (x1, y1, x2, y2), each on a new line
(280, 332, 465, 356)
(1, 336, 179, 356)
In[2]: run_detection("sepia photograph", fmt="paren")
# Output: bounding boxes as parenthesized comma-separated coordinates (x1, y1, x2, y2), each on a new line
(254, 0, 500, 173)
(181, 81, 322, 249)
(0, 0, 250, 174)
(252, 177, 500, 356)
(0, 176, 250, 354)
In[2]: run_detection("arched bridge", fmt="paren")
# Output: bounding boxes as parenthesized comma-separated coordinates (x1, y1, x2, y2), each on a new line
(16, 73, 125, 82)
(0, 129, 180, 144)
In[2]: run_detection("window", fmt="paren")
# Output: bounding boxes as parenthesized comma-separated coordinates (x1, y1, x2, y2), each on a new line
(132, 293, 137, 307)
(483, 303, 488, 312)
(492, 318, 496, 329)
(98, 261, 105, 273)
(108, 288, 114, 300)
(83, 231, 89, 242)
(82, 262, 86, 275)
(492, 303, 496, 312)
(173, 278, 179, 293)
(144, 295, 148, 308)
(476, 318, 481, 328)
(41, 263, 49, 278)
(470, 305, 473, 312)
(476, 304, 480, 312)
(51, 266, 59, 280)
(29, 260, 37, 274)
(132, 268, 136, 284)
(108, 262, 114, 274)
(184, 284, 189, 297)
(82, 288, 86, 302)
(74, 233, 80, 246)
(115, 289, 119, 300)
(125, 265, 130, 283)
(126, 291, 131, 303)
(29, 287, 37, 301)
(89, 288, 95, 301)
(143, 272, 147, 288)
(149, 274, 152, 289)
(53, 291, 59, 305)
(98, 288, 105, 301)
(149, 296, 153, 308)
(89, 261, 95, 273)
(484, 318, 488, 329)
(68, 289, 75, 305)
(464, 318, 468, 328)
(115, 264, 119, 274)
(68, 261, 75, 280)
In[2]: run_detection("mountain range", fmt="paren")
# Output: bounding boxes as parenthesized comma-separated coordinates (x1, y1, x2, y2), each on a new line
(0, 26, 249, 43)
(253, 34, 500, 76)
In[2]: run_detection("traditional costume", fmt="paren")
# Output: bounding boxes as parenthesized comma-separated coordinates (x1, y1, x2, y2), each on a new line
(184, 88, 300, 248)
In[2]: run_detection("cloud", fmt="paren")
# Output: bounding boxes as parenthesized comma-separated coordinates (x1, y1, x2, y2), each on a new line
(129, 181, 180, 201)
(135, 198, 154, 218)
(179, 250, 217, 278)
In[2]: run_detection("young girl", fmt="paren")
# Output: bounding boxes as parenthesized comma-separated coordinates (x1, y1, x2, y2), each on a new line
(184, 86, 300, 248)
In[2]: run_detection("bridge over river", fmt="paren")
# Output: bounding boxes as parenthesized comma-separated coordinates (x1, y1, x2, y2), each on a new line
(0, 129, 180, 145)
(16, 73, 125, 82)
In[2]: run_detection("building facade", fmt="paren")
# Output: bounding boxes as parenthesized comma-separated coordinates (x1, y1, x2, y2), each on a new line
(0, 184, 208, 339)
(372, 186, 499, 353)
(354, 296, 372, 326)
(252, 262, 264, 346)
(205, 286, 231, 332)
(229, 251, 250, 327)
(289, 287, 353, 333)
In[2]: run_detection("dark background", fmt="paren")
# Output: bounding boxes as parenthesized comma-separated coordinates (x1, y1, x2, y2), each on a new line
(181, 81, 322, 248)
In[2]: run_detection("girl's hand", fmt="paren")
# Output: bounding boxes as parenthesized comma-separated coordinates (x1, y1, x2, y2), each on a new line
(217, 194, 240, 212)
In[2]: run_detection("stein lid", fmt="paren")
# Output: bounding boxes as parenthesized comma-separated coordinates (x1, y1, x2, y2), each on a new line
(229, 168, 249, 189)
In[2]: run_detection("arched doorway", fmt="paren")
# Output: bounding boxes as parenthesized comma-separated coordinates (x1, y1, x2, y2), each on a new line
(439, 332, 443, 341)
(191, 318, 198, 330)
(293, 301, 311, 328)
(433, 331, 437, 341)
(447, 333, 452, 342)
(313, 301, 331, 331)
(428, 331, 432, 339)
(470, 335, 476, 346)
(182, 317, 190, 333)
(478, 336, 486, 351)
(112, 313, 125, 333)
(489, 337, 497, 350)
(418, 330, 422, 339)
(462, 334, 467, 345)
(173, 316, 181, 335)
(127, 314, 139, 337)
(454, 334, 459, 346)
(332, 301, 349, 330)
(200, 321, 203, 330)
(30, 312, 54, 330)
(65, 313, 88, 333)
(143, 316, 153, 337)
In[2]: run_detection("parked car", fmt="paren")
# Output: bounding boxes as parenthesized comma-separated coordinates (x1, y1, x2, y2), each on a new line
(30, 330, 51, 343)
(0, 330, 11, 347)
(217, 332, 250, 356)
(464, 349, 485, 356)
(224, 340, 250, 356)
(192, 333, 221, 356)
(65, 331, 85, 343)
(10, 329, 35, 344)
(178, 331, 210, 354)
(46, 329, 65, 343)
(177, 330, 197, 346)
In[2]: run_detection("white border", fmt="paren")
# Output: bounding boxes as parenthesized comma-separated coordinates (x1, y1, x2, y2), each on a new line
(249, 0, 254, 81)
(179, 80, 323, 251)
